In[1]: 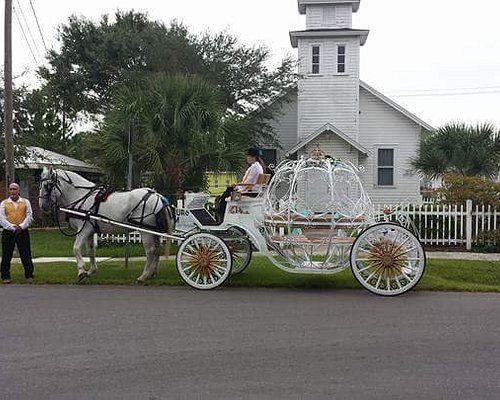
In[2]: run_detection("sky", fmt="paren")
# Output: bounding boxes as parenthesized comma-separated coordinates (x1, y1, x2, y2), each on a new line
(3, 0, 500, 129)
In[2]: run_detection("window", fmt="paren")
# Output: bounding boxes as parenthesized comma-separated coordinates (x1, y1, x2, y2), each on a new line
(377, 148, 394, 186)
(337, 45, 346, 73)
(311, 46, 320, 74)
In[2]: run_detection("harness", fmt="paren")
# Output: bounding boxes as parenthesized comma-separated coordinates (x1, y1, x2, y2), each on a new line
(39, 170, 172, 237)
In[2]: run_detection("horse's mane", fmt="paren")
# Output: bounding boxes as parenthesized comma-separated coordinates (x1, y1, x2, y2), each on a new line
(56, 169, 96, 188)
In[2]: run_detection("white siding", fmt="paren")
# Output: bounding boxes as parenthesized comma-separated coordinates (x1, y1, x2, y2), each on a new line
(306, 5, 323, 29)
(297, 37, 360, 140)
(333, 4, 352, 28)
(305, 4, 352, 29)
(268, 94, 298, 161)
(358, 86, 422, 204)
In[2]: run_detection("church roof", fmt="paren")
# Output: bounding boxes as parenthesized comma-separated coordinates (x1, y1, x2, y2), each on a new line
(297, 0, 360, 15)
(290, 28, 370, 47)
(286, 122, 371, 157)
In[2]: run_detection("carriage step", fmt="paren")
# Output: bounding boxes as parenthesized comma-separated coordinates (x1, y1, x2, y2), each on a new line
(271, 236, 355, 245)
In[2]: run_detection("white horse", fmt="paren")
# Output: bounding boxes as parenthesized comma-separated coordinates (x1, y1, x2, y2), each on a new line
(38, 168, 175, 282)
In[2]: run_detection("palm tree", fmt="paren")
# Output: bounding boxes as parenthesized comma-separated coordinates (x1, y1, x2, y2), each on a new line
(411, 122, 500, 179)
(91, 74, 249, 195)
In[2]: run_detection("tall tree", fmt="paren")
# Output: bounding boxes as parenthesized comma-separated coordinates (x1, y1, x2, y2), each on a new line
(38, 11, 296, 143)
(39, 12, 204, 119)
(411, 122, 500, 179)
(15, 88, 74, 154)
(90, 74, 247, 194)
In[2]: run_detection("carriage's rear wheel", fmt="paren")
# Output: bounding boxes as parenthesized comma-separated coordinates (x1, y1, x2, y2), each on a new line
(350, 223, 426, 296)
(176, 233, 232, 290)
(225, 227, 252, 275)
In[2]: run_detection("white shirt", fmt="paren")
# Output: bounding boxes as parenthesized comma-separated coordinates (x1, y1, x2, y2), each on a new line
(0, 197, 33, 232)
(237, 161, 264, 193)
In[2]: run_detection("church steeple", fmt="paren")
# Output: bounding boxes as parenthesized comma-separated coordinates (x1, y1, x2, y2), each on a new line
(290, 0, 370, 142)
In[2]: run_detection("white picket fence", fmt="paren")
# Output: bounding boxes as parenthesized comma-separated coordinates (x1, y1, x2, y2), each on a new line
(378, 200, 499, 249)
(98, 200, 500, 250)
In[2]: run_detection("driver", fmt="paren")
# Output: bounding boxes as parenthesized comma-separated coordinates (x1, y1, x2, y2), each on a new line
(234, 147, 265, 196)
(215, 147, 266, 221)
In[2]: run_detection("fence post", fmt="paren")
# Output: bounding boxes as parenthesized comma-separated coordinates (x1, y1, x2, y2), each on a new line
(466, 199, 473, 251)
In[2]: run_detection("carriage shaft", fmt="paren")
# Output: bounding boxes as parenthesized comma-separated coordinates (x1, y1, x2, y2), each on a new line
(59, 207, 183, 242)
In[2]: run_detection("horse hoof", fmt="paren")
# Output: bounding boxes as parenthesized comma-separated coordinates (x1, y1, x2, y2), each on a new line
(76, 272, 88, 283)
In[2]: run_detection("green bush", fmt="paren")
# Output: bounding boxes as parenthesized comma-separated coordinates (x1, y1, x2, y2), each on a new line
(473, 230, 500, 253)
(438, 174, 500, 208)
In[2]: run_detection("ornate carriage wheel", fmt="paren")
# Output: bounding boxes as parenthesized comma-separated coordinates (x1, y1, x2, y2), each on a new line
(225, 227, 253, 275)
(176, 233, 232, 290)
(350, 223, 426, 296)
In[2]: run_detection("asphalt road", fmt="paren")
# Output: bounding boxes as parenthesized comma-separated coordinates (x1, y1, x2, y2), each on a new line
(1, 286, 499, 400)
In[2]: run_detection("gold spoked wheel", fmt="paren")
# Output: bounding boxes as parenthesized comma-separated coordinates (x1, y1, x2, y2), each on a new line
(176, 233, 232, 290)
(350, 223, 426, 296)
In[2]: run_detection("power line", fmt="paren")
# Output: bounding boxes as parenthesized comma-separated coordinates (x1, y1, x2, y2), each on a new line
(15, 0, 42, 60)
(391, 90, 500, 98)
(28, 0, 47, 52)
(13, 4, 39, 65)
(387, 85, 500, 95)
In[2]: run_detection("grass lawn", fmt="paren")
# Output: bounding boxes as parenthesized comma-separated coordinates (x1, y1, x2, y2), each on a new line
(2, 229, 499, 292)
(4, 256, 500, 292)
(17, 229, 158, 258)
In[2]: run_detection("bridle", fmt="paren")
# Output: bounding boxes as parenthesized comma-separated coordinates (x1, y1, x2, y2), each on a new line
(38, 171, 61, 207)
(38, 170, 97, 236)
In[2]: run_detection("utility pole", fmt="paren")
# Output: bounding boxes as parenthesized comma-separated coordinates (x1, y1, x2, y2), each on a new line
(4, 0, 15, 187)
(127, 119, 133, 190)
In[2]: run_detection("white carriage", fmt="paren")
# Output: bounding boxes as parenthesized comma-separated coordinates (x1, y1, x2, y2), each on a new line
(48, 148, 425, 295)
(174, 151, 426, 296)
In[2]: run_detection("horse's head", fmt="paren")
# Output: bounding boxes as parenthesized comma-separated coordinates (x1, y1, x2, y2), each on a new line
(38, 167, 59, 212)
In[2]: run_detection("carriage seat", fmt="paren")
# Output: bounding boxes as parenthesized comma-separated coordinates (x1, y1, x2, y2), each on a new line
(246, 173, 271, 192)
(231, 173, 271, 201)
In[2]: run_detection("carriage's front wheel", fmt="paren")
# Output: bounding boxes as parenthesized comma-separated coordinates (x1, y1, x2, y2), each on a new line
(350, 223, 426, 296)
(176, 233, 232, 290)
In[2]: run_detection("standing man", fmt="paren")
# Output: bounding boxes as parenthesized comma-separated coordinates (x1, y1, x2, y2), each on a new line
(0, 183, 35, 284)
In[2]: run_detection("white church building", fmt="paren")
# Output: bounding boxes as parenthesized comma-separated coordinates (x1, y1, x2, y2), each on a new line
(266, 0, 434, 204)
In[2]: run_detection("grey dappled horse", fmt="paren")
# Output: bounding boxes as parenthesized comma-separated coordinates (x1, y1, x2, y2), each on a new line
(38, 168, 175, 282)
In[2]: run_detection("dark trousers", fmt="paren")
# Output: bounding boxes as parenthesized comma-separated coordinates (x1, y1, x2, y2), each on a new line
(1, 229, 34, 280)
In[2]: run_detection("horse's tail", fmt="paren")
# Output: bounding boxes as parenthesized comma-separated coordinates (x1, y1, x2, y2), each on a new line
(154, 208, 175, 234)
(154, 196, 176, 234)
(164, 204, 176, 234)
(163, 204, 176, 260)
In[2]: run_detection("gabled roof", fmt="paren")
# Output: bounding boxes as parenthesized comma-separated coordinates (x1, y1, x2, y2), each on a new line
(360, 80, 435, 132)
(15, 146, 100, 173)
(286, 122, 371, 157)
